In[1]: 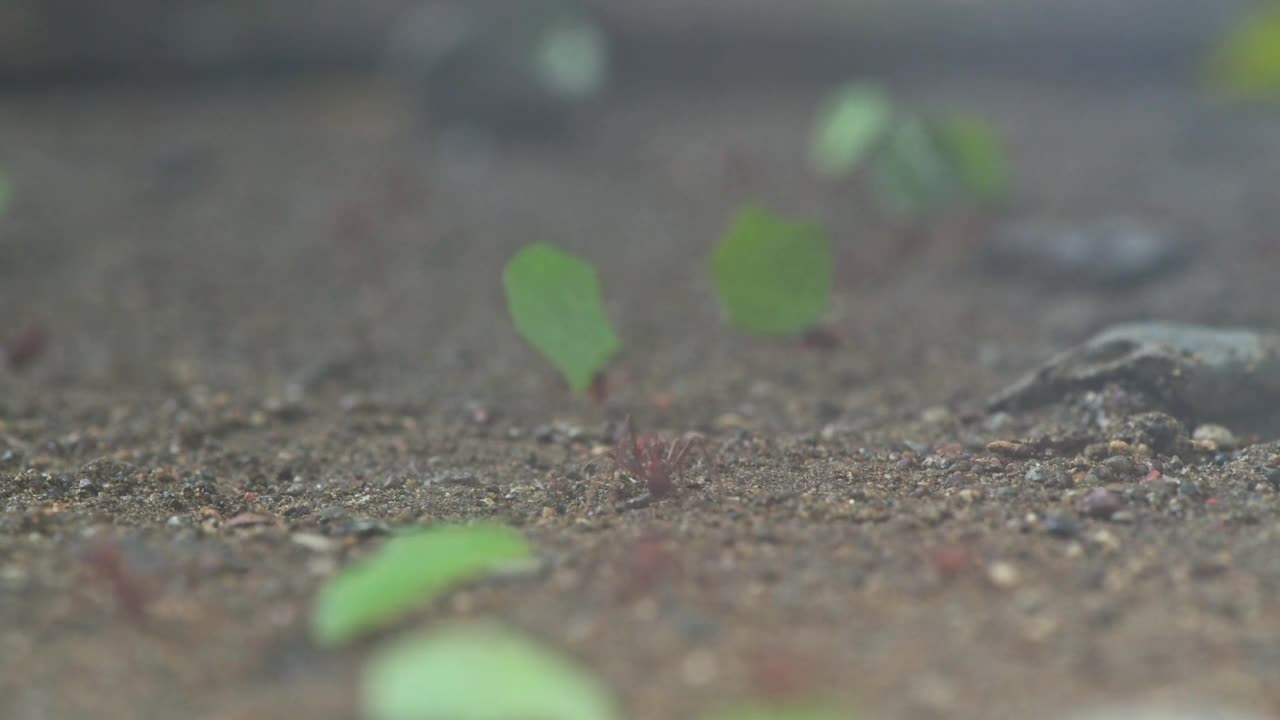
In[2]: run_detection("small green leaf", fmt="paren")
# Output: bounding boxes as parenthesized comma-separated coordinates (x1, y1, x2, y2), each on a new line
(312, 524, 533, 645)
(703, 702, 850, 720)
(1206, 3, 1280, 100)
(933, 115, 1007, 202)
(870, 114, 956, 215)
(503, 243, 621, 393)
(536, 13, 609, 99)
(362, 622, 621, 720)
(808, 83, 895, 178)
(711, 206, 833, 335)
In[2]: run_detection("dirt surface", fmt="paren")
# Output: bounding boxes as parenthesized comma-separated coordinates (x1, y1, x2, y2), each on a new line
(3, 68, 1280, 720)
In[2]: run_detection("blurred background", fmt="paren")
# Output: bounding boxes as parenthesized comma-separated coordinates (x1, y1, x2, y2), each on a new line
(0, 1, 1257, 86)
(6, 4, 1280, 719)
(5, 0, 1280, 450)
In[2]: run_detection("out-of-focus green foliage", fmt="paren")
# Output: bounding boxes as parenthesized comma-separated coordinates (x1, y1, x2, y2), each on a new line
(809, 82, 1008, 216)
(933, 114, 1008, 202)
(1206, 2, 1280, 100)
(869, 114, 955, 215)
(362, 622, 621, 720)
(872, 114, 1008, 215)
(808, 83, 895, 177)
(311, 524, 534, 645)
(535, 11, 609, 99)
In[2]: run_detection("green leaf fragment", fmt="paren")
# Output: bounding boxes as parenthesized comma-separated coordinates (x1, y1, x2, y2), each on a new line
(870, 114, 956, 215)
(1206, 3, 1280, 100)
(871, 114, 1006, 214)
(311, 524, 534, 645)
(536, 13, 609, 99)
(503, 243, 621, 393)
(933, 115, 1007, 202)
(362, 622, 621, 720)
(808, 83, 894, 177)
(711, 206, 833, 335)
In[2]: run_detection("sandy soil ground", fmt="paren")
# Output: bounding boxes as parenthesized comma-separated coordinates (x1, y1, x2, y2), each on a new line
(2, 63, 1280, 720)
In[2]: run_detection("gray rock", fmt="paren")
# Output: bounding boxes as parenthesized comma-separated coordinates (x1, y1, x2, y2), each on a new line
(984, 216, 1187, 288)
(989, 323, 1280, 426)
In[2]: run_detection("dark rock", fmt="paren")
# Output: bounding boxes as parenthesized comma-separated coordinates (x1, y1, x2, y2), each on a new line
(989, 323, 1280, 428)
(1044, 514, 1080, 538)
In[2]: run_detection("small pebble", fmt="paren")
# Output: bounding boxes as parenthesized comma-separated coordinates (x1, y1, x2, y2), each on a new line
(1090, 529, 1120, 551)
(920, 406, 951, 424)
(986, 440, 1032, 457)
(987, 561, 1020, 589)
(1192, 423, 1237, 450)
(291, 532, 340, 553)
(429, 471, 478, 487)
(1100, 455, 1138, 480)
(1080, 488, 1122, 519)
(1024, 464, 1050, 483)
(1044, 514, 1080, 538)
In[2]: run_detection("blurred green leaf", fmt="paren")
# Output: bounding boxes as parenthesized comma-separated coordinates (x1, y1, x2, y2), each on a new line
(312, 524, 533, 645)
(870, 114, 956, 215)
(1207, 2, 1280, 99)
(363, 622, 621, 720)
(711, 206, 833, 335)
(504, 243, 621, 393)
(808, 83, 895, 178)
(536, 13, 609, 99)
(871, 113, 1007, 215)
(702, 702, 850, 720)
(933, 115, 1007, 201)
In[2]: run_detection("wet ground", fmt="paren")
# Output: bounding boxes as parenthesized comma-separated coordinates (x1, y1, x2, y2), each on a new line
(2, 63, 1280, 719)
